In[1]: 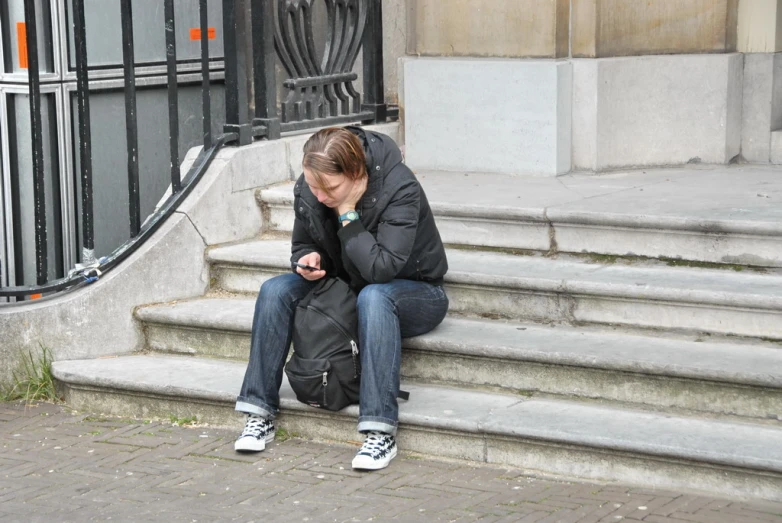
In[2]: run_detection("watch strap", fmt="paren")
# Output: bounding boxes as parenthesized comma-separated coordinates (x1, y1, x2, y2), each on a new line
(339, 210, 360, 222)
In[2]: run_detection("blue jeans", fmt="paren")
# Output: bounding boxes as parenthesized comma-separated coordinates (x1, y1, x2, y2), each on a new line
(236, 273, 449, 436)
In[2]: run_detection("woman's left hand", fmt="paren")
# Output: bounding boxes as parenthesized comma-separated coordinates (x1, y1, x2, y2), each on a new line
(337, 176, 368, 216)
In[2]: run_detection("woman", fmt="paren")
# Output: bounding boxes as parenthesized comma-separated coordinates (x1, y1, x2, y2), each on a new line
(234, 126, 448, 470)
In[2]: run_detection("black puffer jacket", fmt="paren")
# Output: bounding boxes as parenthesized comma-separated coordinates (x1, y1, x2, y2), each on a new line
(291, 126, 448, 290)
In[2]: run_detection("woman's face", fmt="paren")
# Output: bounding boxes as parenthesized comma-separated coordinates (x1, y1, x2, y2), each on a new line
(303, 167, 354, 208)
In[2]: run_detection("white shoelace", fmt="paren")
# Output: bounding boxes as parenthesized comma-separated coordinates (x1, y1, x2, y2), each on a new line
(241, 415, 271, 438)
(358, 431, 392, 457)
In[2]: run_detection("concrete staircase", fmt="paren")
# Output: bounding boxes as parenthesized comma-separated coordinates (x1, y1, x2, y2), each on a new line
(53, 164, 782, 501)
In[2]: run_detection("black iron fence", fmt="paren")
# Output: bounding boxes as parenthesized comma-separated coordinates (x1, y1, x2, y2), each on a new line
(223, 0, 394, 144)
(0, 0, 394, 302)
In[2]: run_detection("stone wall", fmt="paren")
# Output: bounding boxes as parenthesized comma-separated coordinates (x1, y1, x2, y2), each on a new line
(407, 0, 569, 58)
(400, 0, 782, 172)
(572, 0, 738, 57)
(407, 0, 739, 59)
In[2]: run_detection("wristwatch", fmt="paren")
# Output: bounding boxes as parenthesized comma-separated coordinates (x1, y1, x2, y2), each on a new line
(338, 210, 360, 224)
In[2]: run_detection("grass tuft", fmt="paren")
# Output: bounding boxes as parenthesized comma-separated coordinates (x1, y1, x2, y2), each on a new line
(1, 345, 59, 404)
(169, 415, 198, 427)
(275, 428, 300, 442)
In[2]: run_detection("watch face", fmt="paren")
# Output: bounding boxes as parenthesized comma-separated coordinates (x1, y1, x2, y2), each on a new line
(347, 211, 359, 220)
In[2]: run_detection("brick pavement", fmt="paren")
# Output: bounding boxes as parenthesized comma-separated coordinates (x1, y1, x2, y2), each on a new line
(2, 401, 781, 523)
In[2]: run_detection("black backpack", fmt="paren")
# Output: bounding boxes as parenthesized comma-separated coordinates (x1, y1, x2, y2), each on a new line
(285, 278, 361, 411)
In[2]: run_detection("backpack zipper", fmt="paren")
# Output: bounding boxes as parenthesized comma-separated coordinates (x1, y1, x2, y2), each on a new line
(322, 371, 328, 406)
(350, 340, 359, 378)
(306, 305, 361, 378)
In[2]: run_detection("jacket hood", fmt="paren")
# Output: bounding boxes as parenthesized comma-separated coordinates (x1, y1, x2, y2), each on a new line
(344, 125, 403, 181)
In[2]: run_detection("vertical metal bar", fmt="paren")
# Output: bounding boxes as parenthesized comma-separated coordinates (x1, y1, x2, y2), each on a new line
(0, 91, 16, 291)
(120, 0, 140, 236)
(55, 85, 75, 274)
(72, 0, 95, 264)
(223, 1, 239, 128)
(222, 0, 252, 145)
(23, 0, 48, 285)
(0, 92, 7, 292)
(362, 0, 386, 123)
(252, 0, 280, 139)
(164, 0, 181, 194)
(199, 0, 212, 149)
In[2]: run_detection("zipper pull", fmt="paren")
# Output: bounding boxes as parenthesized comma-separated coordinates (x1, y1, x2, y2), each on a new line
(351, 340, 360, 378)
(322, 371, 328, 386)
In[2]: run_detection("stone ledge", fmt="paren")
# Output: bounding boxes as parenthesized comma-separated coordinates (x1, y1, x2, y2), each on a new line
(53, 354, 782, 501)
(206, 239, 782, 339)
(209, 239, 782, 311)
(257, 166, 782, 267)
(136, 299, 782, 389)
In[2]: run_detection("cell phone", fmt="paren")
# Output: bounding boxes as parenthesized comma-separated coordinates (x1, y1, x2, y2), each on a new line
(294, 262, 320, 271)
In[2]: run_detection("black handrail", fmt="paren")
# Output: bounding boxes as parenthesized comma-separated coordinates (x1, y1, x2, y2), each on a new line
(1, 0, 396, 303)
(0, 136, 232, 300)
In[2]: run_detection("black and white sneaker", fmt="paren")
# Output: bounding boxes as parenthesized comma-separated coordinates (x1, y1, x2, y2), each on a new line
(351, 431, 397, 470)
(234, 414, 275, 452)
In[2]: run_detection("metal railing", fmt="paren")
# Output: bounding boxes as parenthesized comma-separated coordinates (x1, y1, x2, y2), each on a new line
(222, 0, 395, 145)
(0, 0, 394, 303)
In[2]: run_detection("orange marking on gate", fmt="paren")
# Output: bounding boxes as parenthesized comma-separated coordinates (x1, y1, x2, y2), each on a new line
(190, 27, 216, 41)
(17, 22, 29, 69)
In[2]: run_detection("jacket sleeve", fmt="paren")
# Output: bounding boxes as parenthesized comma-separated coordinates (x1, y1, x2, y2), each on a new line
(290, 201, 332, 274)
(337, 177, 420, 283)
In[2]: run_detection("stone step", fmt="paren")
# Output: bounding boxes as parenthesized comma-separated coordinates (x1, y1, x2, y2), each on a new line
(137, 298, 782, 420)
(206, 239, 782, 339)
(52, 354, 782, 501)
(259, 165, 782, 267)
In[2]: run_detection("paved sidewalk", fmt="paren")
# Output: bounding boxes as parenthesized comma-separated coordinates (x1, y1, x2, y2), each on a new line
(2, 401, 781, 523)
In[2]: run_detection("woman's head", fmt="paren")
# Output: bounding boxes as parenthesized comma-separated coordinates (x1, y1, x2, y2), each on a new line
(302, 127, 367, 206)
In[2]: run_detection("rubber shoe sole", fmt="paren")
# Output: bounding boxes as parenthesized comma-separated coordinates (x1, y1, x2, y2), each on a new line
(234, 431, 275, 453)
(352, 446, 398, 470)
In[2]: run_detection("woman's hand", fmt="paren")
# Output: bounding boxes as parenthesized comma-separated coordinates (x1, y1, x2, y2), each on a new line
(337, 176, 368, 216)
(296, 252, 326, 281)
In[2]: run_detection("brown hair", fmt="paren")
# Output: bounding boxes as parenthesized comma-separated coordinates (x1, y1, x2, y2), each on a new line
(302, 127, 367, 197)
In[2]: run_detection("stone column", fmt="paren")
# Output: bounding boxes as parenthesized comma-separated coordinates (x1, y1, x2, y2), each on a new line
(737, 0, 782, 163)
(570, 0, 742, 171)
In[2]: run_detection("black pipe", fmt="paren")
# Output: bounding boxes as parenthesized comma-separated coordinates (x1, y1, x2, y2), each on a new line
(222, 0, 252, 145)
(199, 0, 212, 149)
(120, 0, 140, 237)
(362, 0, 386, 123)
(252, 0, 280, 139)
(72, 0, 94, 258)
(164, 0, 181, 194)
(23, 0, 48, 285)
